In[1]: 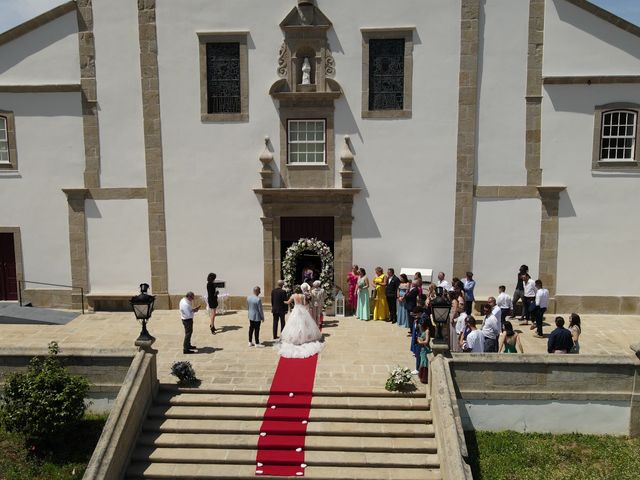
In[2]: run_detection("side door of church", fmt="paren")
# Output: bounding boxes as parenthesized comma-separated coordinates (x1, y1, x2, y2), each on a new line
(0, 233, 18, 301)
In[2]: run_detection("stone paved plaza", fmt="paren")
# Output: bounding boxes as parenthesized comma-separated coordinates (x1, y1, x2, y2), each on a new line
(0, 308, 638, 390)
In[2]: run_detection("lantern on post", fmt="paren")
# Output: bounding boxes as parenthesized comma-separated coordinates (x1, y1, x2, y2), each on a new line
(335, 290, 345, 317)
(430, 286, 452, 345)
(130, 283, 156, 347)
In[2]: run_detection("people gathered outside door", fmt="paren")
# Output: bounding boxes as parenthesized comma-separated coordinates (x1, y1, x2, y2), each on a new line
(463, 272, 475, 315)
(547, 316, 574, 354)
(521, 273, 536, 324)
(532, 279, 549, 337)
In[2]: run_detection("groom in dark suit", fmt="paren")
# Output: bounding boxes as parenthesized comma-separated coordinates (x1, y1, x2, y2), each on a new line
(271, 280, 288, 340)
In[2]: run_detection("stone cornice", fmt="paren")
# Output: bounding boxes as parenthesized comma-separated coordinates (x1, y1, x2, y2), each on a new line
(62, 187, 148, 200)
(543, 75, 640, 85)
(0, 1, 76, 48)
(564, 0, 640, 39)
(0, 84, 81, 93)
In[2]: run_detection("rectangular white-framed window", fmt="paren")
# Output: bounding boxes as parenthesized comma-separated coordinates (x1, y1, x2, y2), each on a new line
(0, 117, 9, 163)
(0, 111, 17, 170)
(287, 119, 326, 164)
(600, 110, 636, 161)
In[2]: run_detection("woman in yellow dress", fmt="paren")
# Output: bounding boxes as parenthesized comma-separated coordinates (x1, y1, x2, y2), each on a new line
(372, 267, 389, 321)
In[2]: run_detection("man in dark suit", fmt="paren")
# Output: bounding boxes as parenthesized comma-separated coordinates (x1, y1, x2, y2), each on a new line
(547, 316, 574, 354)
(271, 280, 288, 340)
(385, 268, 400, 324)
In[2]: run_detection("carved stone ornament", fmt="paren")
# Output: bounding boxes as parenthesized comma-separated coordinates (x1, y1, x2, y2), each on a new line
(259, 136, 274, 188)
(325, 53, 335, 78)
(277, 43, 288, 78)
(340, 135, 354, 188)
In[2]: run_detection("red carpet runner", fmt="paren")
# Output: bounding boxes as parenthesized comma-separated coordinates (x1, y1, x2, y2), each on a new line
(255, 355, 319, 476)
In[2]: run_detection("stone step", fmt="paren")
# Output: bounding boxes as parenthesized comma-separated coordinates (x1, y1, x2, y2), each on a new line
(147, 405, 431, 424)
(159, 385, 426, 399)
(136, 432, 438, 453)
(126, 462, 442, 479)
(142, 418, 435, 437)
(131, 447, 440, 468)
(155, 392, 429, 411)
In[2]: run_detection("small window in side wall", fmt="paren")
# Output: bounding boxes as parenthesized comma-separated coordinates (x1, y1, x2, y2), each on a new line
(361, 28, 414, 119)
(0, 111, 17, 171)
(288, 120, 326, 164)
(593, 103, 640, 171)
(198, 32, 249, 122)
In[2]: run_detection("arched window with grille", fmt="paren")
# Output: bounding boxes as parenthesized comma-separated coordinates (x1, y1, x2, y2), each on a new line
(600, 110, 636, 161)
(593, 103, 640, 170)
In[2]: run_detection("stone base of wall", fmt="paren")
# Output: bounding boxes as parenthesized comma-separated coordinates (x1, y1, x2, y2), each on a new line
(20, 289, 73, 309)
(554, 296, 640, 315)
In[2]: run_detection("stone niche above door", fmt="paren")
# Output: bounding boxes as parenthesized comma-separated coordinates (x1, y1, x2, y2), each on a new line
(270, 0, 343, 189)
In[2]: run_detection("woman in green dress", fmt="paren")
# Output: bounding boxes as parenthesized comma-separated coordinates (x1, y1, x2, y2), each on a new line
(355, 267, 370, 321)
(498, 321, 523, 353)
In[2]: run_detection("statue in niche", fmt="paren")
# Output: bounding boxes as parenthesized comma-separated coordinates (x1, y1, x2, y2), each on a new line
(302, 57, 312, 85)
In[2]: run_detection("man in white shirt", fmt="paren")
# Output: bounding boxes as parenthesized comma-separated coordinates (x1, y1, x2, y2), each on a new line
(496, 285, 513, 325)
(532, 279, 549, 338)
(521, 273, 537, 325)
(487, 296, 502, 324)
(179, 292, 200, 354)
(463, 317, 484, 353)
(481, 303, 501, 352)
(436, 272, 452, 291)
(454, 309, 468, 352)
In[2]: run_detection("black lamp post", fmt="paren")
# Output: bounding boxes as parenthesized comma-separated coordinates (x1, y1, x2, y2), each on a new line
(430, 286, 452, 345)
(130, 283, 156, 346)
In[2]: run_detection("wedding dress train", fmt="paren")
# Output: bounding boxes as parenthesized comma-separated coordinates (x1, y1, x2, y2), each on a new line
(278, 294, 324, 358)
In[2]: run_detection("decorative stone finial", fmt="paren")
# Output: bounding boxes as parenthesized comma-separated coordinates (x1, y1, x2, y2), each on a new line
(259, 136, 274, 188)
(340, 135, 354, 188)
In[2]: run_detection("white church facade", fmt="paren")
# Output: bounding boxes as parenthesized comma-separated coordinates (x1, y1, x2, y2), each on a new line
(0, 0, 639, 313)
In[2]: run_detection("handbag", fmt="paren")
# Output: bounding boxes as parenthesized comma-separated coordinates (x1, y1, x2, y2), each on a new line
(370, 288, 377, 299)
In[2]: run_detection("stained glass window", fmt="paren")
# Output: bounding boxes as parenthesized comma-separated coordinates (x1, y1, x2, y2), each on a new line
(601, 110, 636, 161)
(206, 43, 241, 114)
(369, 39, 405, 111)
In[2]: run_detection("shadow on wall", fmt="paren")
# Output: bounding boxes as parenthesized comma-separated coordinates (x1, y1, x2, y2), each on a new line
(545, 85, 602, 114)
(554, 0, 640, 63)
(2, 91, 83, 117)
(0, 15, 77, 75)
(558, 189, 576, 218)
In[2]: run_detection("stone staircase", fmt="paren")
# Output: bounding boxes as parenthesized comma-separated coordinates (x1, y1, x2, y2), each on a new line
(125, 385, 441, 479)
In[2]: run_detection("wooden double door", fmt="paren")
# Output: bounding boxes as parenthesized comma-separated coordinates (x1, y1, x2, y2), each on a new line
(0, 233, 18, 301)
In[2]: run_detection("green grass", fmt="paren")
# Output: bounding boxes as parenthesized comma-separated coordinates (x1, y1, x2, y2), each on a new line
(466, 430, 640, 480)
(0, 413, 108, 480)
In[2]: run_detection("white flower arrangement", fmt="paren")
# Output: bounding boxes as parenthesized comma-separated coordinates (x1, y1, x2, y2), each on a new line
(385, 366, 414, 391)
(282, 237, 334, 307)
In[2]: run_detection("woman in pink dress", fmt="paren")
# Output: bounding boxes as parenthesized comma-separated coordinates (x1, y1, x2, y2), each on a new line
(347, 264, 359, 314)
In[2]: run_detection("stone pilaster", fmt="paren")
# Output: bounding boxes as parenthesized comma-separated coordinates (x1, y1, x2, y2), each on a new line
(76, 0, 101, 188)
(262, 217, 275, 299)
(65, 191, 89, 310)
(138, 0, 169, 308)
(537, 186, 564, 296)
(525, 0, 545, 186)
(452, 0, 480, 277)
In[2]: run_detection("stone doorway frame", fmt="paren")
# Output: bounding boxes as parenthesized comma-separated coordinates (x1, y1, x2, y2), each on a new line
(255, 188, 359, 300)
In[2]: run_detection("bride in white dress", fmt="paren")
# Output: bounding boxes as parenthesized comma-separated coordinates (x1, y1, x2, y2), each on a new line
(278, 287, 325, 358)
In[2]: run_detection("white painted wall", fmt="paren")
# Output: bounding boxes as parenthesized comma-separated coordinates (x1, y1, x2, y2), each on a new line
(92, 0, 146, 187)
(472, 199, 541, 298)
(155, 0, 460, 296)
(86, 199, 151, 293)
(542, 84, 640, 296)
(459, 399, 630, 435)
(545, 0, 640, 76)
(0, 12, 79, 85)
(476, 0, 528, 186)
(0, 92, 85, 286)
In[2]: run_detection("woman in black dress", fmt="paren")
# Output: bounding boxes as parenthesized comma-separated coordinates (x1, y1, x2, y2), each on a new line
(207, 272, 219, 334)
